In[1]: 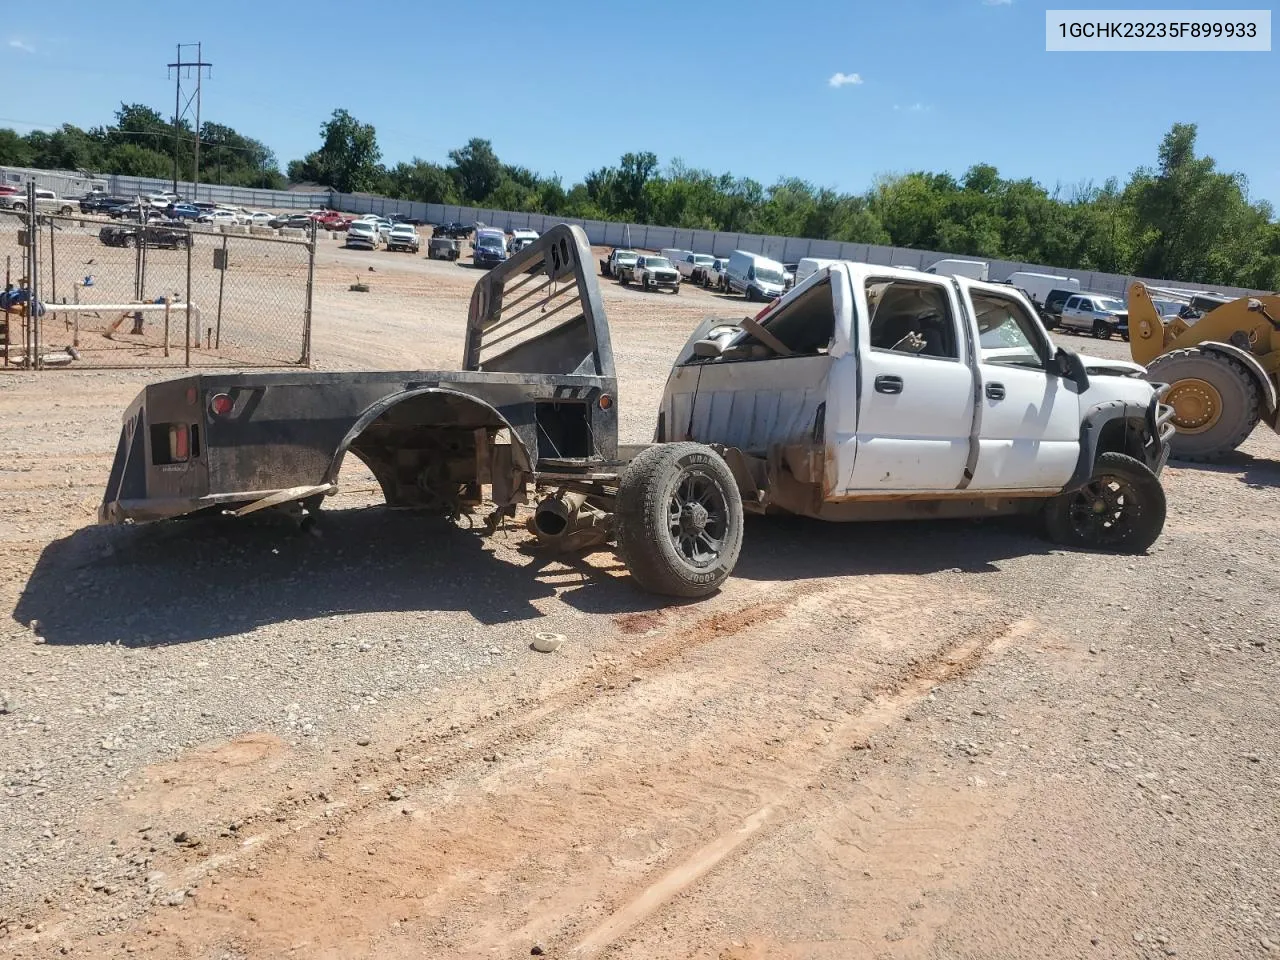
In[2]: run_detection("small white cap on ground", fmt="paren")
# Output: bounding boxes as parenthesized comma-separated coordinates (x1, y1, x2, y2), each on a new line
(531, 632, 566, 653)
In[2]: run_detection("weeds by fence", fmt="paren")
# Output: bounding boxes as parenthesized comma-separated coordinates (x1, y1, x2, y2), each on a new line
(0, 186, 313, 371)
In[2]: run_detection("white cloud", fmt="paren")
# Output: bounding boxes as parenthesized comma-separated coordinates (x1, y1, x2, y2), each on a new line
(828, 72, 864, 88)
(893, 103, 931, 113)
(983, 0, 1013, 6)
(8, 38, 35, 53)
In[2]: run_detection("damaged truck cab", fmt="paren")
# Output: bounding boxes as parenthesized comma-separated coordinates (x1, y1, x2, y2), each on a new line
(658, 262, 1175, 551)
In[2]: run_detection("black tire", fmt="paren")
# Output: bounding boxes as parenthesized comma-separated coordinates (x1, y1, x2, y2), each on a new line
(642, 276, 651, 292)
(1092, 319, 1110, 339)
(1121, 330, 1130, 342)
(746, 287, 758, 303)
(121, 234, 136, 248)
(1043, 452, 1165, 554)
(1146, 348, 1261, 462)
(59, 205, 72, 215)
(615, 442, 744, 598)
(672, 283, 680, 295)
(11, 202, 25, 212)
(619, 272, 628, 285)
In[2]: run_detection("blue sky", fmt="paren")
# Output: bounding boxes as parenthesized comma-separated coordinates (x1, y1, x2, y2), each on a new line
(2, 0, 1277, 206)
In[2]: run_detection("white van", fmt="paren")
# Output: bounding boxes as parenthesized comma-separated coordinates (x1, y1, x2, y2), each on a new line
(796, 257, 840, 286)
(1005, 271, 1079, 307)
(925, 259, 989, 281)
(725, 250, 788, 301)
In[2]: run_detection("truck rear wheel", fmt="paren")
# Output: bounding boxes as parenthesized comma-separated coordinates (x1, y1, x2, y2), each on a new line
(1043, 452, 1165, 554)
(615, 442, 744, 598)
(1146, 348, 1261, 461)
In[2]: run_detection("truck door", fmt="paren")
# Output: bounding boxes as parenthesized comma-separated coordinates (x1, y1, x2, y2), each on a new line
(838, 269, 975, 493)
(957, 278, 1079, 489)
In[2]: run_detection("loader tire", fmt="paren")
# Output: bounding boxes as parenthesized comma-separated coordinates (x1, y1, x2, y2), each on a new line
(615, 442, 743, 598)
(1146, 348, 1261, 462)
(1043, 452, 1165, 554)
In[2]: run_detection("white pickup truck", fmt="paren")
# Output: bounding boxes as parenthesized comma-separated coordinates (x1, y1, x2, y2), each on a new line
(657, 262, 1174, 552)
(0, 188, 74, 215)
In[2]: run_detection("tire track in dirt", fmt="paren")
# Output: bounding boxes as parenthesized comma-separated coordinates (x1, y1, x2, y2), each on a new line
(571, 617, 1035, 955)
(47, 575, 1025, 960)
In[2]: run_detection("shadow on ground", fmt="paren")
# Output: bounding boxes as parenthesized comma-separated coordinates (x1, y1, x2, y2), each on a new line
(12, 506, 1053, 647)
(1173, 450, 1280, 488)
(734, 513, 1052, 582)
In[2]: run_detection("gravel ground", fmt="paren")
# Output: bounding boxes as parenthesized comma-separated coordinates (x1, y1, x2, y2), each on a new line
(1, 245, 1276, 958)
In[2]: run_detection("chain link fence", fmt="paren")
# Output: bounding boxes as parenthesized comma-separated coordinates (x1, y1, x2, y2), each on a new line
(0, 186, 313, 371)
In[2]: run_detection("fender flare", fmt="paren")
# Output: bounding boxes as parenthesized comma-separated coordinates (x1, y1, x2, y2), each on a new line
(1196, 341, 1278, 420)
(322, 386, 534, 484)
(1063, 400, 1151, 492)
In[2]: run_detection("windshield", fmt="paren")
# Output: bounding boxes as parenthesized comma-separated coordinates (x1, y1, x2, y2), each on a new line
(1096, 297, 1125, 313)
(754, 266, 784, 285)
(694, 255, 714, 266)
(616, 251, 637, 261)
(647, 257, 673, 269)
(478, 237, 503, 250)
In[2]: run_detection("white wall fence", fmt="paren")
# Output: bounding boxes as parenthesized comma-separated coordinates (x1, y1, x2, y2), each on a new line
(330, 195, 1265, 300)
(4, 166, 1262, 299)
(107, 175, 330, 210)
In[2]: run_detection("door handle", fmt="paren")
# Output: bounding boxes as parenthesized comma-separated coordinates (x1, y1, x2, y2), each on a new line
(874, 375, 903, 395)
(985, 382, 1006, 401)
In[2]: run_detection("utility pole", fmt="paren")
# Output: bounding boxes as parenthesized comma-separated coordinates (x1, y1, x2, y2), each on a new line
(167, 43, 212, 199)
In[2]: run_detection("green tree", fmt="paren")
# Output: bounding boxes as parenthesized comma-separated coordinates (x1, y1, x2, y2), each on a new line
(382, 159, 457, 204)
(1128, 123, 1254, 284)
(104, 143, 173, 178)
(448, 138, 503, 203)
(289, 109, 382, 193)
(0, 128, 33, 166)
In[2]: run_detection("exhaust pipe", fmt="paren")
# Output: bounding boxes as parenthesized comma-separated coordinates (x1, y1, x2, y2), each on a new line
(529, 492, 612, 551)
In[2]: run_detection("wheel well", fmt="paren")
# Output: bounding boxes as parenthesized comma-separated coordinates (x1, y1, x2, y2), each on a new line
(1095, 416, 1148, 460)
(329, 389, 530, 515)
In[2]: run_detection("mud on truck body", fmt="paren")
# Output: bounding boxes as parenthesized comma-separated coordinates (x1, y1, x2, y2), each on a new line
(100, 225, 745, 598)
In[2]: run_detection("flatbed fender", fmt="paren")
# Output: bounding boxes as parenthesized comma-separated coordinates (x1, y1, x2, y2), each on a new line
(1196, 341, 1279, 425)
(322, 386, 534, 484)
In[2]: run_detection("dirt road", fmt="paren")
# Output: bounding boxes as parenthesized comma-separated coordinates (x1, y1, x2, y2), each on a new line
(2, 246, 1277, 959)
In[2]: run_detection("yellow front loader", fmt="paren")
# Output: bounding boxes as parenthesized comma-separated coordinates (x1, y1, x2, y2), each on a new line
(1128, 283, 1280, 461)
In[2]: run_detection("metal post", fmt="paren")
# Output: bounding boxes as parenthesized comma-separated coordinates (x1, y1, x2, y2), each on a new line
(48, 216, 56, 305)
(163, 296, 171, 358)
(3, 254, 10, 367)
(26, 182, 40, 370)
(215, 233, 227, 349)
(193, 42, 202, 198)
(302, 220, 316, 366)
(184, 231, 193, 367)
(172, 43, 182, 195)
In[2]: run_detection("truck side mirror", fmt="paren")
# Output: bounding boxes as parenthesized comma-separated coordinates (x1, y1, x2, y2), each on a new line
(1053, 347, 1091, 392)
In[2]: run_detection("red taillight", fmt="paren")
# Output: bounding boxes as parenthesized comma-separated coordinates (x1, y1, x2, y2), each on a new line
(209, 393, 233, 417)
(169, 424, 189, 462)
